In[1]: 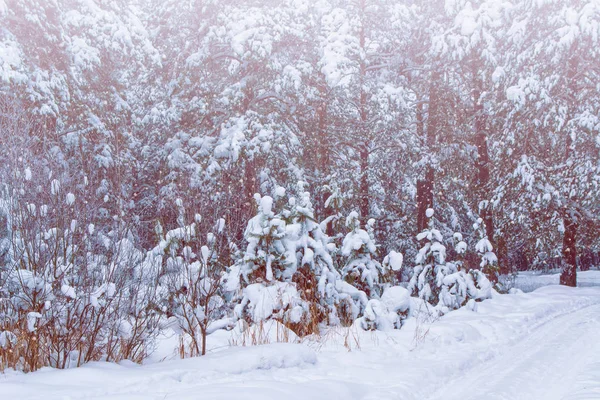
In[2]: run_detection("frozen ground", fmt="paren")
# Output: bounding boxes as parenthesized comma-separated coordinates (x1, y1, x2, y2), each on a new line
(2, 283, 600, 400)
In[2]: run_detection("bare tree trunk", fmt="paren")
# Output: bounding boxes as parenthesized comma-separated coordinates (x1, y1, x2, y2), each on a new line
(416, 169, 434, 233)
(316, 93, 333, 234)
(359, 147, 370, 219)
(201, 327, 207, 356)
(472, 62, 500, 276)
(560, 51, 579, 287)
(560, 213, 577, 286)
(416, 72, 439, 232)
(357, 0, 370, 220)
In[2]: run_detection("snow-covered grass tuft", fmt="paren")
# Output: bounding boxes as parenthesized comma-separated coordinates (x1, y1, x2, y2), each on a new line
(228, 320, 300, 347)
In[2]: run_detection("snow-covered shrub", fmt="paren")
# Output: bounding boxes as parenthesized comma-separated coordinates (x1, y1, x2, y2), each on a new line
(467, 269, 492, 301)
(231, 186, 368, 335)
(408, 210, 495, 314)
(437, 266, 493, 313)
(436, 263, 469, 312)
(0, 170, 162, 371)
(474, 218, 499, 285)
(341, 212, 384, 298)
(241, 194, 294, 283)
(230, 191, 310, 331)
(408, 210, 469, 314)
(358, 286, 410, 331)
(157, 203, 233, 357)
(234, 281, 306, 326)
(408, 209, 448, 305)
(284, 186, 355, 332)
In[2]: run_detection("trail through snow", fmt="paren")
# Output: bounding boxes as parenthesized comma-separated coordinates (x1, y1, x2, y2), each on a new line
(426, 303, 600, 400)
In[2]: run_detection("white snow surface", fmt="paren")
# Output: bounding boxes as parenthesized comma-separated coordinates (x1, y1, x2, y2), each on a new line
(515, 270, 600, 292)
(4, 283, 600, 400)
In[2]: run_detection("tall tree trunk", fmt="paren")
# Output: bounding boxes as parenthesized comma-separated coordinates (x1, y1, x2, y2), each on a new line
(416, 72, 439, 232)
(316, 95, 334, 235)
(560, 212, 577, 286)
(359, 147, 369, 219)
(472, 62, 500, 274)
(357, 2, 370, 220)
(560, 51, 579, 287)
(317, 95, 329, 206)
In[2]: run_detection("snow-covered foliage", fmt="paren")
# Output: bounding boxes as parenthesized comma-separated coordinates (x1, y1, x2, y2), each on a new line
(357, 286, 410, 331)
(241, 194, 292, 283)
(231, 185, 367, 334)
(341, 212, 384, 298)
(156, 203, 233, 357)
(0, 170, 162, 371)
(408, 209, 448, 304)
(474, 217, 499, 284)
(383, 251, 404, 272)
(409, 210, 493, 314)
(1, 0, 598, 372)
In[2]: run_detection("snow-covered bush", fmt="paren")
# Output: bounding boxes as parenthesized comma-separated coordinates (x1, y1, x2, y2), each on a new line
(358, 286, 410, 331)
(436, 263, 469, 312)
(234, 281, 307, 327)
(341, 212, 384, 298)
(408, 209, 492, 314)
(0, 168, 162, 371)
(284, 186, 357, 331)
(474, 218, 499, 285)
(408, 209, 448, 305)
(467, 269, 492, 301)
(157, 204, 234, 357)
(230, 191, 310, 331)
(241, 194, 294, 283)
(231, 186, 370, 335)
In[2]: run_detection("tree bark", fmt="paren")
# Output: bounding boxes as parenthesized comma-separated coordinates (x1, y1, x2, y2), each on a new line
(416, 168, 434, 233)
(560, 50, 579, 287)
(357, 1, 370, 220)
(316, 95, 333, 234)
(359, 147, 370, 219)
(472, 62, 500, 273)
(560, 213, 577, 286)
(416, 72, 439, 232)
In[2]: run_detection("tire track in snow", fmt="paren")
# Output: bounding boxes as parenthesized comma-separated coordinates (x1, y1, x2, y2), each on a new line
(424, 304, 600, 400)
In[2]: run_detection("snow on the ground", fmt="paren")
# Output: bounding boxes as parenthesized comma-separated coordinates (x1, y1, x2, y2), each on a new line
(3, 284, 600, 400)
(515, 270, 600, 292)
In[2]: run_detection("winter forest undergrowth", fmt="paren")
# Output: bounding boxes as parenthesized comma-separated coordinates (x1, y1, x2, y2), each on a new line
(0, 0, 599, 373)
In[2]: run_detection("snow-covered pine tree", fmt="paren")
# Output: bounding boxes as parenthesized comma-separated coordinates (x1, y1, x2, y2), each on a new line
(286, 186, 330, 320)
(231, 193, 307, 330)
(408, 208, 447, 303)
(452, 232, 468, 270)
(230, 185, 372, 334)
(340, 212, 384, 300)
(456, 217, 495, 300)
(474, 217, 499, 285)
(434, 231, 471, 313)
(284, 183, 350, 332)
(408, 209, 472, 313)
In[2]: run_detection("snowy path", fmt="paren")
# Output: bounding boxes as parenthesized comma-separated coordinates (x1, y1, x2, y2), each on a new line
(3, 286, 600, 400)
(426, 303, 600, 400)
